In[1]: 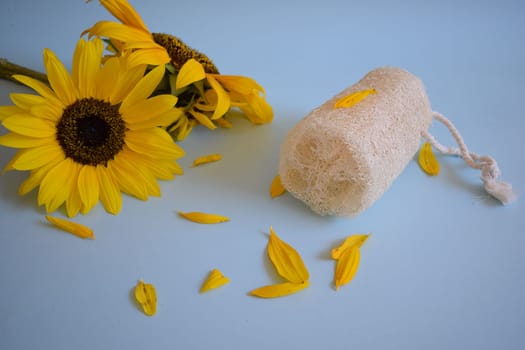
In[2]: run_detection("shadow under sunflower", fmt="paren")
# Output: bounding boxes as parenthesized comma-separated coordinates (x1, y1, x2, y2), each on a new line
(83, 0, 273, 141)
(0, 37, 184, 217)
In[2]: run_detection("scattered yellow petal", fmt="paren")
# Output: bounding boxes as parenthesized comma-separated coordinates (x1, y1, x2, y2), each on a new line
(249, 281, 310, 298)
(267, 226, 309, 284)
(191, 153, 222, 167)
(200, 268, 230, 293)
(134, 280, 157, 316)
(334, 88, 377, 109)
(45, 215, 95, 239)
(331, 234, 370, 260)
(418, 141, 440, 176)
(334, 246, 361, 290)
(269, 175, 286, 198)
(178, 211, 230, 224)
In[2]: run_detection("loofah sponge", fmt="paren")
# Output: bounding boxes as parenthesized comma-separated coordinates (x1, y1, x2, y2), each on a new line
(279, 67, 434, 216)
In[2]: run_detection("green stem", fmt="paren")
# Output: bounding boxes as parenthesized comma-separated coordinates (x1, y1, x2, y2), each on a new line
(0, 58, 48, 85)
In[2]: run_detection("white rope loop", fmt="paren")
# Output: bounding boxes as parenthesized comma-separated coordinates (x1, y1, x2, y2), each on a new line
(421, 111, 517, 204)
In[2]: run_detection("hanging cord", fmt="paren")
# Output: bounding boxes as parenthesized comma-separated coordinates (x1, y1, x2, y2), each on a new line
(421, 111, 517, 204)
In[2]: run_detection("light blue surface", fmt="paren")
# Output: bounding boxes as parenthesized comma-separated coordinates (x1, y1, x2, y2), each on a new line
(0, 1, 524, 349)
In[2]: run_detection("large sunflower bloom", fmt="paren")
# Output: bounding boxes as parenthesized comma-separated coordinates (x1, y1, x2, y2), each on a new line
(84, 0, 273, 140)
(0, 38, 184, 217)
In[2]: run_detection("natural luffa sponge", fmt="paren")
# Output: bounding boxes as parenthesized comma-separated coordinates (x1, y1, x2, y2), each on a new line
(279, 67, 433, 216)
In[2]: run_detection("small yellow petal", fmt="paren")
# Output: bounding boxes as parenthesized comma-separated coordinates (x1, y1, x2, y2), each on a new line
(206, 74, 231, 120)
(45, 215, 95, 239)
(331, 234, 370, 260)
(334, 246, 360, 290)
(334, 88, 377, 109)
(200, 269, 230, 293)
(418, 141, 440, 176)
(178, 211, 230, 224)
(250, 281, 309, 298)
(191, 153, 222, 167)
(188, 109, 217, 130)
(269, 175, 286, 198)
(134, 280, 157, 316)
(176, 58, 206, 89)
(215, 118, 233, 129)
(267, 226, 309, 284)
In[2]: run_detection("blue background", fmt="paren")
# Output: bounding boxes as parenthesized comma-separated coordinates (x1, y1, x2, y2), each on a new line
(0, 0, 524, 349)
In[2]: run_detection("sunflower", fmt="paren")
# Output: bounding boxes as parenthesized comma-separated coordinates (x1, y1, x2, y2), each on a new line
(83, 0, 273, 140)
(0, 37, 184, 217)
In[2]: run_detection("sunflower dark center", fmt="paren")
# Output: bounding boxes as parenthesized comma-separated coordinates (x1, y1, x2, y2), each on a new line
(56, 98, 126, 166)
(152, 32, 220, 74)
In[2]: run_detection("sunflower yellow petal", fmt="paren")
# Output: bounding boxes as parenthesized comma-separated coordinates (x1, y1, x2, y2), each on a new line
(95, 56, 120, 101)
(109, 60, 146, 104)
(83, 21, 153, 43)
(122, 94, 178, 125)
(176, 59, 206, 89)
(125, 128, 185, 160)
(128, 108, 182, 130)
(66, 176, 82, 218)
(77, 166, 100, 214)
(96, 165, 122, 215)
(334, 88, 377, 109)
(9, 93, 46, 110)
(239, 93, 274, 124)
(109, 156, 148, 200)
(11, 75, 63, 108)
(267, 226, 309, 284)
(117, 150, 160, 197)
(418, 141, 440, 176)
(45, 215, 95, 239)
(43, 48, 79, 105)
(206, 74, 231, 120)
(334, 246, 360, 290)
(0, 133, 52, 148)
(178, 211, 230, 224)
(215, 118, 233, 129)
(250, 281, 309, 298)
(72, 38, 103, 97)
(100, 0, 149, 32)
(126, 47, 171, 68)
(17, 161, 60, 195)
(212, 74, 264, 95)
(120, 64, 165, 112)
(124, 151, 182, 180)
(10, 143, 63, 171)
(0, 106, 24, 120)
(331, 234, 370, 260)
(134, 280, 157, 316)
(30, 102, 62, 122)
(188, 109, 216, 130)
(200, 268, 230, 293)
(191, 153, 222, 167)
(2, 115, 56, 137)
(38, 158, 77, 212)
(269, 175, 286, 198)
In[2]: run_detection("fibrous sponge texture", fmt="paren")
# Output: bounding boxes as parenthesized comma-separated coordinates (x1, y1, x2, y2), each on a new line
(279, 67, 433, 216)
